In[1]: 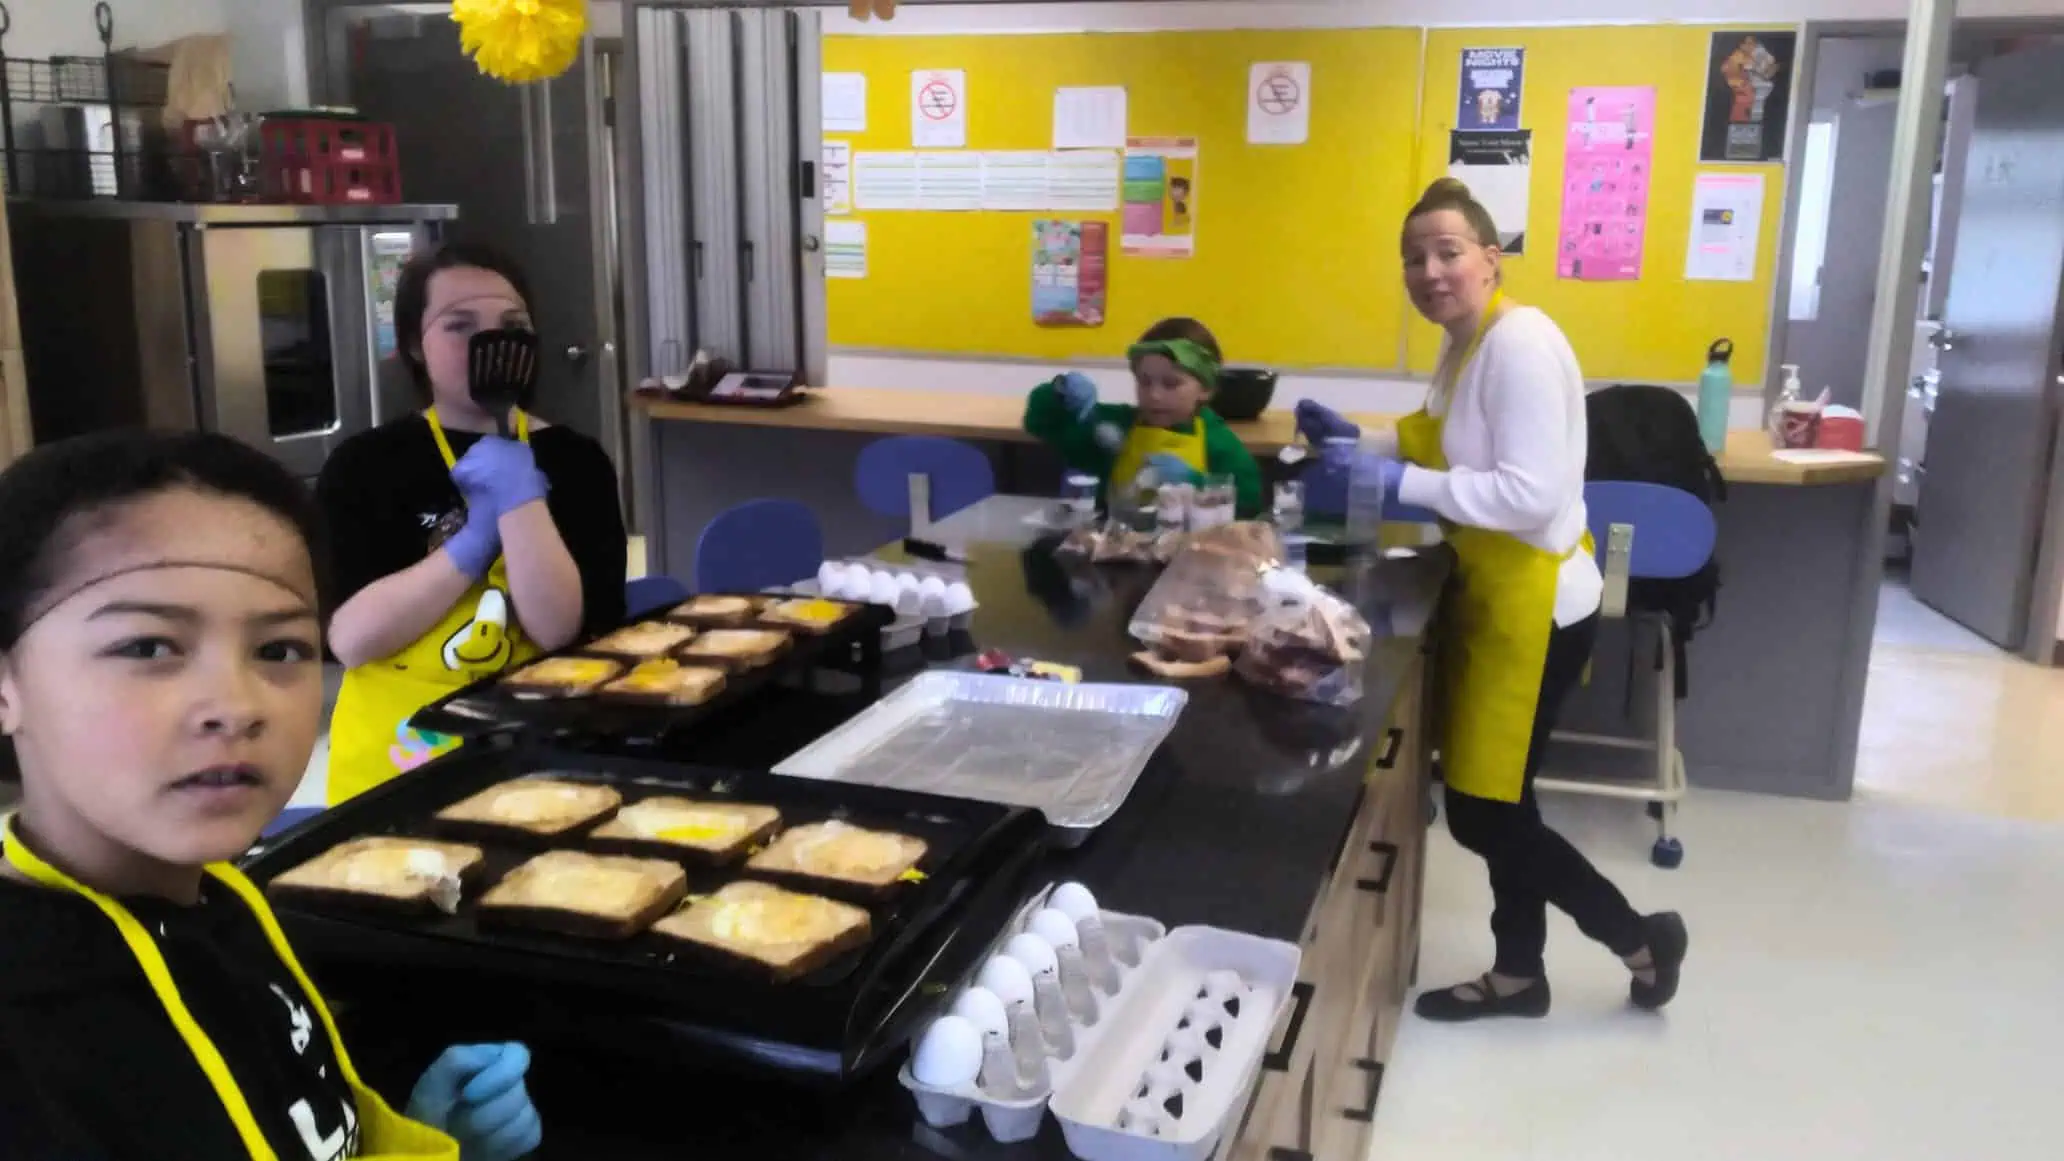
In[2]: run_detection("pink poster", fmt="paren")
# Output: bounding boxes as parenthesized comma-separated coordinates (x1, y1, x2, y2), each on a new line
(1557, 86, 1655, 281)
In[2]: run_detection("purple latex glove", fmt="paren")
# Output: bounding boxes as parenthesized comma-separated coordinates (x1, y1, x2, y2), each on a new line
(1309, 446, 1405, 516)
(1055, 371, 1098, 420)
(451, 436, 549, 521)
(441, 507, 501, 580)
(1294, 399, 1361, 447)
(407, 1043, 543, 1161)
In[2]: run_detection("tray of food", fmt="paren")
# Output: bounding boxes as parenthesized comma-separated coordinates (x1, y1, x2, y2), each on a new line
(770, 672, 1186, 838)
(408, 593, 892, 743)
(243, 745, 1049, 1083)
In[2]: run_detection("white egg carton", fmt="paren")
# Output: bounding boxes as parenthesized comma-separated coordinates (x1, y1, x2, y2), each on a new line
(899, 885, 1167, 1144)
(788, 561, 977, 641)
(1050, 927, 1301, 1161)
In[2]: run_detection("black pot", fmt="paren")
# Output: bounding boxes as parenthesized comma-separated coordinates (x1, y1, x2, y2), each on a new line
(1213, 366, 1279, 421)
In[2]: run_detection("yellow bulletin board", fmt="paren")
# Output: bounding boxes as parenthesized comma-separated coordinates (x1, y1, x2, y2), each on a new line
(826, 23, 1788, 384)
(822, 29, 1426, 369)
(1411, 26, 1787, 383)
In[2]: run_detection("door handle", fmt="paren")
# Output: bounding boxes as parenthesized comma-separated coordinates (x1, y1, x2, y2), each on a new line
(565, 344, 591, 364)
(1372, 727, 1403, 770)
(1261, 980, 1315, 1072)
(1928, 328, 1960, 350)
(1355, 842, 1400, 894)
(1341, 1057, 1385, 1123)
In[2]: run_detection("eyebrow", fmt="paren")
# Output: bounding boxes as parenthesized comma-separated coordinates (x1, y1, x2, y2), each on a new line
(88, 601, 316, 626)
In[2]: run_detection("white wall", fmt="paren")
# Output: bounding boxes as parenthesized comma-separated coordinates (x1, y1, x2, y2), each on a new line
(822, 0, 2064, 35)
(223, 0, 308, 110)
(3, 0, 227, 56)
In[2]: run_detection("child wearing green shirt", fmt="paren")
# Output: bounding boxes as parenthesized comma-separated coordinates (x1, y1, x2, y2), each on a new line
(1022, 317, 1264, 517)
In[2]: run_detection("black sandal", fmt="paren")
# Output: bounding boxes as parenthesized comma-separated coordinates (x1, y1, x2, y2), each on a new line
(1413, 973, 1551, 1023)
(1630, 912, 1688, 1011)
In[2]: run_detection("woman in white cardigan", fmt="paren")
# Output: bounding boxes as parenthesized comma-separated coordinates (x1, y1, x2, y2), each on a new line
(1297, 178, 1686, 1022)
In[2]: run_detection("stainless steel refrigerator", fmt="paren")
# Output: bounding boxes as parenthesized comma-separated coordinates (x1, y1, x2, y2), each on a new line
(7, 200, 456, 479)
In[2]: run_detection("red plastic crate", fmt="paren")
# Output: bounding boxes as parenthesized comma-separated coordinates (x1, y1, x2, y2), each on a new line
(259, 117, 403, 205)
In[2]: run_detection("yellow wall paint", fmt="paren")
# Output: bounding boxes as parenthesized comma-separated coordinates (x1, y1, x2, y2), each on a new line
(827, 23, 1786, 385)
(823, 29, 1425, 370)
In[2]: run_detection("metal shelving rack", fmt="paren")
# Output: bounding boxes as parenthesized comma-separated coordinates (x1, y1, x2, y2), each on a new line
(0, 2, 171, 199)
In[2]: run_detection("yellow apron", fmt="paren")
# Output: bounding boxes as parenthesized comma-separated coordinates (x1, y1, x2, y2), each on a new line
(1399, 295, 1592, 804)
(2, 819, 459, 1160)
(1109, 414, 1210, 492)
(327, 409, 542, 805)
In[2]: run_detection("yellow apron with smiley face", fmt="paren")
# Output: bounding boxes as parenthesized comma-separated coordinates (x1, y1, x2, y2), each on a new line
(1400, 295, 1592, 805)
(326, 409, 542, 805)
(2, 819, 460, 1160)
(1108, 415, 1210, 492)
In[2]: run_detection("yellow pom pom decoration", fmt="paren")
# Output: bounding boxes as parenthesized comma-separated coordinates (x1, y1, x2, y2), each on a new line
(452, 0, 587, 85)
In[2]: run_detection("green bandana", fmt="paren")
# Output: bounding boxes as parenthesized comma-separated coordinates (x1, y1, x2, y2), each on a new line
(1126, 338, 1220, 391)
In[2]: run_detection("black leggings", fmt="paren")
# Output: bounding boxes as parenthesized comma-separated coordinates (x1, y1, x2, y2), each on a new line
(1443, 613, 1645, 978)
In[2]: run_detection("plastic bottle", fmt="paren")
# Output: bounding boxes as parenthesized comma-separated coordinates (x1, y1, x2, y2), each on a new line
(1342, 436, 1388, 548)
(1697, 338, 1734, 453)
(1769, 363, 1804, 446)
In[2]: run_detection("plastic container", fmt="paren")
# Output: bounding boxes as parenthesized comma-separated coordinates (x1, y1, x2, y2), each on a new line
(1697, 338, 1733, 453)
(1050, 927, 1302, 1161)
(258, 115, 402, 205)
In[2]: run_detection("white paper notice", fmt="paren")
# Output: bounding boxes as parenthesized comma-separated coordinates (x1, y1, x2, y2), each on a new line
(911, 69, 967, 148)
(853, 152, 920, 210)
(917, 152, 983, 210)
(1247, 62, 1312, 145)
(822, 141, 853, 215)
(825, 221, 867, 279)
(823, 72, 867, 133)
(1046, 150, 1121, 211)
(1053, 86, 1127, 150)
(1685, 171, 1765, 281)
(981, 152, 1051, 211)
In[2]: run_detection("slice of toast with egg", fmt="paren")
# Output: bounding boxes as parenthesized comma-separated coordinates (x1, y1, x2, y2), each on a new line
(745, 820, 928, 896)
(266, 836, 486, 916)
(651, 880, 872, 980)
(434, 777, 623, 840)
(586, 796, 781, 863)
(477, 850, 688, 940)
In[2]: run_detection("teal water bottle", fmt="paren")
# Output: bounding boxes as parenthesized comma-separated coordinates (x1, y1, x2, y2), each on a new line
(1697, 339, 1733, 453)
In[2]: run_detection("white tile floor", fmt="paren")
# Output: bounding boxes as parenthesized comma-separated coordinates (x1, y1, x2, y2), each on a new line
(1873, 576, 2001, 657)
(1376, 749, 2064, 1161)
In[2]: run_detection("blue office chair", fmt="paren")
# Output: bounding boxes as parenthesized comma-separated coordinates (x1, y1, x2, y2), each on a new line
(694, 499, 825, 593)
(1540, 481, 1718, 870)
(625, 574, 691, 618)
(854, 435, 996, 525)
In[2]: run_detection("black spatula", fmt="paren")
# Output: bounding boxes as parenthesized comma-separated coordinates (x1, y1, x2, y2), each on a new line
(467, 327, 540, 437)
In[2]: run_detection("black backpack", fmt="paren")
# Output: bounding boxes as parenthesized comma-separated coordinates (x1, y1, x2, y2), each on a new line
(1583, 384, 1724, 698)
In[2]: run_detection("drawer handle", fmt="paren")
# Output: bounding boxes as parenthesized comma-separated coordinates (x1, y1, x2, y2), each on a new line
(1341, 1057, 1385, 1123)
(1355, 842, 1399, 894)
(1373, 727, 1403, 769)
(1262, 980, 1315, 1072)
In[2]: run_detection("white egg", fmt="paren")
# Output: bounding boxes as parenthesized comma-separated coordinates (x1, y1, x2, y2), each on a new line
(945, 582, 976, 615)
(816, 561, 846, 592)
(896, 572, 922, 593)
(977, 955, 1035, 1007)
(895, 587, 923, 615)
(1005, 933, 1059, 979)
(920, 591, 950, 619)
(911, 1015, 984, 1088)
(869, 573, 901, 606)
(951, 987, 1010, 1043)
(829, 572, 864, 601)
(918, 575, 949, 600)
(1051, 882, 1099, 922)
(1029, 908, 1081, 952)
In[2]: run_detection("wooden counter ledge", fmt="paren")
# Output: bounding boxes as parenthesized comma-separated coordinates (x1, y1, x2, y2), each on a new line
(635, 387, 1885, 487)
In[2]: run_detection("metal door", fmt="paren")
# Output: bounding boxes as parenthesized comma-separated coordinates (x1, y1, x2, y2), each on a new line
(193, 226, 374, 479)
(1909, 45, 2064, 650)
(330, 7, 610, 443)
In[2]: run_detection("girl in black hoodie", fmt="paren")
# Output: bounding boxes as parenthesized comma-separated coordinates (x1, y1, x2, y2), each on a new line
(0, 430, 541, 1161)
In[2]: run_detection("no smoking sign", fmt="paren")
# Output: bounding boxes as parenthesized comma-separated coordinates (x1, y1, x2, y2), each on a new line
(918, 79, 957, 120)
(1247, 61, 1311, 145)
(1256, 71, 1301, 115)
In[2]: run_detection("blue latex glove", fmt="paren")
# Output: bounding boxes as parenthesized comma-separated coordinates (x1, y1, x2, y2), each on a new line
(1055, 371, 1098, 420)
(1294, 399, 1360, 447)
(408, 1043, 543, 1161)
(1143, 453, 1202, 487)
(451, 437, 550, 521)
(441, 508, 501, 580)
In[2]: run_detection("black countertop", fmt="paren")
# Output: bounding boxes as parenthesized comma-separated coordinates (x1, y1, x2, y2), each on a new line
(345, 524, 1450, 1161)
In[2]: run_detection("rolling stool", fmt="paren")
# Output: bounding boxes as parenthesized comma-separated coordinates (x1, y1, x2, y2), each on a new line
(1538, 481, 1716, 869)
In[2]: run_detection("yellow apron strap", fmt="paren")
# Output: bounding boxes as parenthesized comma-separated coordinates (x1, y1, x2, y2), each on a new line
(3, 819, 282, 1161)
(1109, 415, 1211, 493)
(1, 817, 460, 1160)
(425, 406, 530, 471)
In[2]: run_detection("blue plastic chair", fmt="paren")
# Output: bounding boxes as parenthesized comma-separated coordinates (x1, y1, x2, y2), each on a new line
(854, 435, 996, 524)
(1540, 480, 1718, 871)
(625, 574, 691, 618)
(694, 499, 825, 593)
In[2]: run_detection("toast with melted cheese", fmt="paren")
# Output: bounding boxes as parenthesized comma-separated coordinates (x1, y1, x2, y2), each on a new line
(434, 777, 622, 838)
(652, 880, 872, 980)
(268, 836, 486, 915)
(477, 850, 688, 939)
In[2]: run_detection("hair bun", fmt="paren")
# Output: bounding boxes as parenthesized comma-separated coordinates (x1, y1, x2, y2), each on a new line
(1423, 176, 1473, 200)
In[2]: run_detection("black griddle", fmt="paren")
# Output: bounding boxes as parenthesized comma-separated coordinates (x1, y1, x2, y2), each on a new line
(242, 745, 1047, 1084)
(407, 595, 892, 745)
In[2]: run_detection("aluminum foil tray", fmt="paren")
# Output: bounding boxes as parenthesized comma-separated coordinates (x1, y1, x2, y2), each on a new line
(772, 672, 1187, 833)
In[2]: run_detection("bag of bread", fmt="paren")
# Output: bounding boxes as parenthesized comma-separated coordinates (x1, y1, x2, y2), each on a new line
(1125, 521, 1285, 668)
(1233, 567, 1372, 706)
